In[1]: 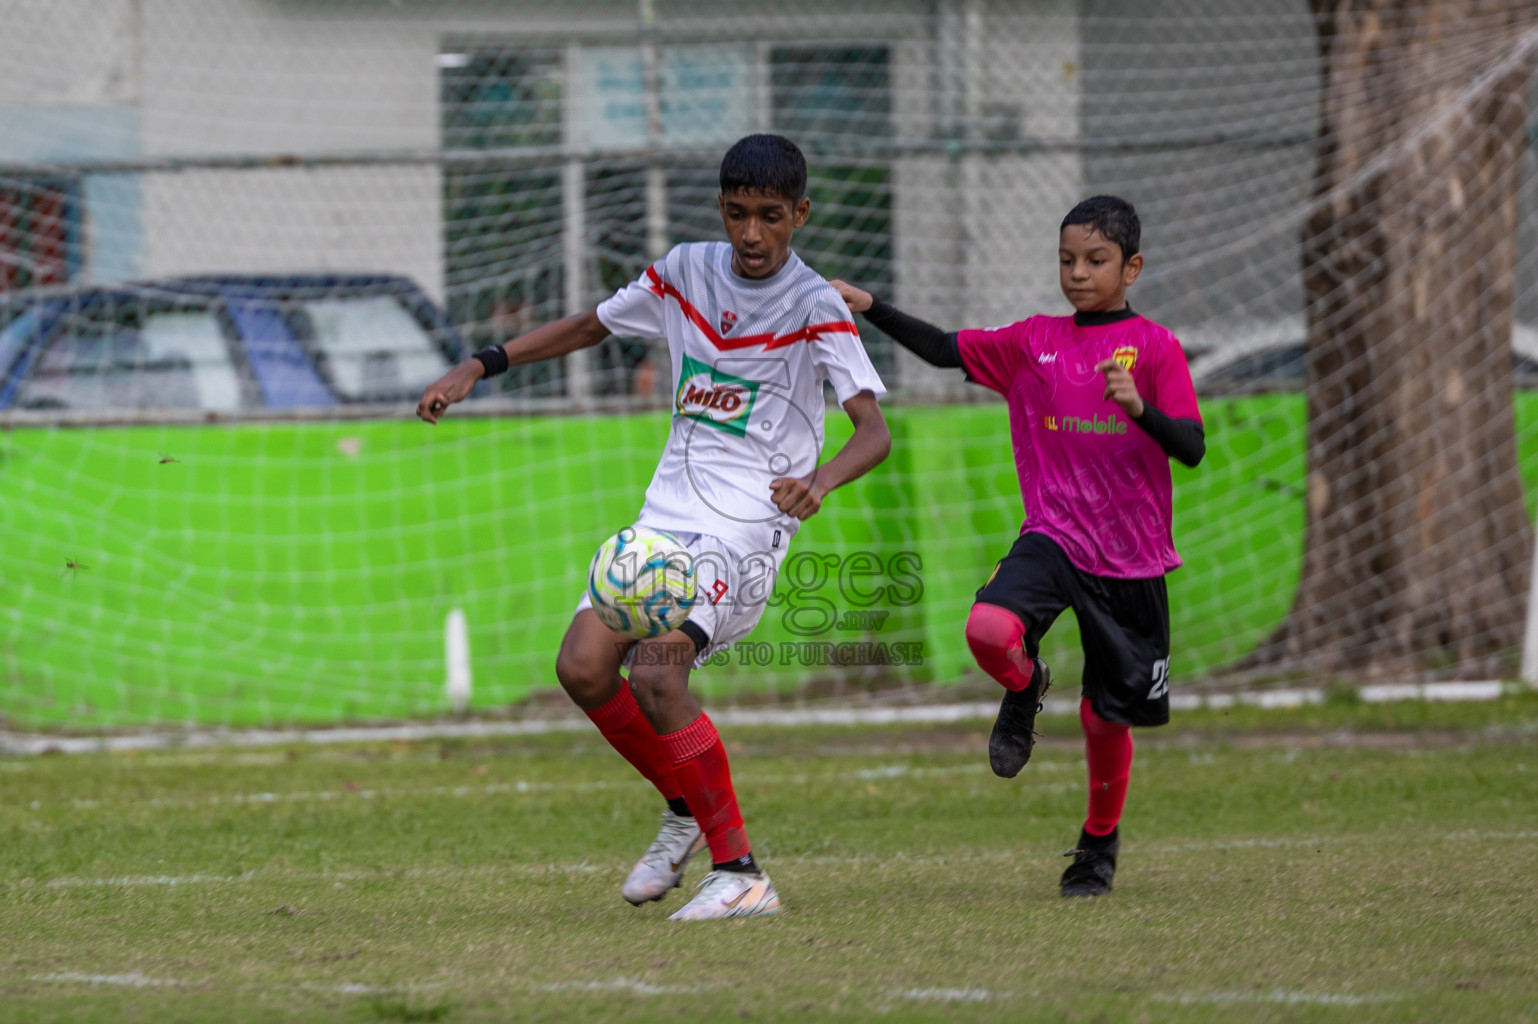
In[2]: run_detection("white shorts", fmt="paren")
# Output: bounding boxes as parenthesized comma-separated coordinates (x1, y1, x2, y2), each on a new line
(575, 529, 786, 670)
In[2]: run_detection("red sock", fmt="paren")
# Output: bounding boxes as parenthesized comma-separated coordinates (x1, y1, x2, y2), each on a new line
(1081, 697, 1132, 836)
(584, 681, 682, 802)
(965, 603, 1035, 692)
(660, 714, 751, 865)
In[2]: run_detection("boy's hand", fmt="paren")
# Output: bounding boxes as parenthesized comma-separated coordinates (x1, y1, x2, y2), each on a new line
(417, 361, 485, 425)
(829, 279, 873, 314)
(770, 472, 828, 520)
(1094, 359, 1144, 419)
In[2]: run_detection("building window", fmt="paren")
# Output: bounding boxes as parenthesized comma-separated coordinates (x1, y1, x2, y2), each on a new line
(586, 162, 662, 396)
(770, 46, 895, 381)
(439, 41, 896, 396)
(440, 48, 566, 398)
(0, 177, 81, 292)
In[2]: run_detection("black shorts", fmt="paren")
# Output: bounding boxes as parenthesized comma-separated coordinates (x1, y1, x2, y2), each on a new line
(975, 532, 1171, 727)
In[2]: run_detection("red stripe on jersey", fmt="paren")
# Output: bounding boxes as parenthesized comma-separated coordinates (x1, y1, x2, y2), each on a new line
(642, 266, 858, 352)
(717, 319, 860, 351)
(644, 265, 667, 298)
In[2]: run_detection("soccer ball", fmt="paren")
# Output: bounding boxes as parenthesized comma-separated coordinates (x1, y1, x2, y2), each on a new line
(586, 526, 697, 639)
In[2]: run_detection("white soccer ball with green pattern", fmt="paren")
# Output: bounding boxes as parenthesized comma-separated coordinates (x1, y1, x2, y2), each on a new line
(587, 526, 697, 639)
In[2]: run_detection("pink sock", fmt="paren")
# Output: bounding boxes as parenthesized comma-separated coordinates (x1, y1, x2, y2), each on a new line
(1080, 697, 1133, 836)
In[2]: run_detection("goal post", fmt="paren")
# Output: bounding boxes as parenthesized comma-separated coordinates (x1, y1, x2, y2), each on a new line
(0, 0, 1534, 730)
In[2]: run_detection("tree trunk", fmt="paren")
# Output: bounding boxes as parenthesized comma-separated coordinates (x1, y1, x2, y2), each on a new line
(1245, 1, 1538, 679)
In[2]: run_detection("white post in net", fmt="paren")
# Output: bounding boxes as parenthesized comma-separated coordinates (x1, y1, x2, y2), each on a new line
(640, 0, 669, 264)
(445, 608, 473, 713)
(1522, 529, 1538, 687)
(563, 40, 591, 398)
(640, 0, 669, 396)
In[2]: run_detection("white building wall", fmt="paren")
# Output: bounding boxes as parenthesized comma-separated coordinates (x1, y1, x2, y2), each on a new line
(0, 0, 1082, 337)
(130, 0, 893, 303)
(966, 0, 1082, 326)
(0, 0, 138, 108)
(138, 165, 446, 296)
(893, 0, 1083, 398)
(0, 0, 140, 283)
(136, 0, 449, 298)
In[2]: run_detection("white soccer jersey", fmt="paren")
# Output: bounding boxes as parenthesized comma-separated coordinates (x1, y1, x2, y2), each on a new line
(596, 242, 886, 557)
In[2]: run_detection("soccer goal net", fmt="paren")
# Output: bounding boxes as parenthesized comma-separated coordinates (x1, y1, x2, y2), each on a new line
(1, 0, 1535, 730)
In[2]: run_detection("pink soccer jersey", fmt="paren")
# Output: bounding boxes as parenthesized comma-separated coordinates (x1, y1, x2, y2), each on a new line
(958, 314, 1202, 579)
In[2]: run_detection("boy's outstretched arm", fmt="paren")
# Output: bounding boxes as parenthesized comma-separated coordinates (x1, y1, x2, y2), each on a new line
(416, 311, 611, 424)
(769, 390, 890, 520)
(831, 280, 963, 369)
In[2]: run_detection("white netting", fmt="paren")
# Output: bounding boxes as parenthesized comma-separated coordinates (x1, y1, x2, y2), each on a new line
(0, 0, 1534, 729)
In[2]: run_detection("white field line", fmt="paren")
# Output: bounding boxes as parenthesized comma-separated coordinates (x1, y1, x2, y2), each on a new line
(31, 971, 183, 988)
(23, 863, 609, 891)
(31, 971, 430, 998)
(894, 987, 1006, 1002)
(41, 872, 257, 888)
(533, 979, 720, 996)
(1153, 990, 1404, 1006)
(0, 681, 1521, 757)
(28, 969, 704, 1000)
(17, 972, 1408, 1008)
(28, 967, 697, 1001)
(299, 982, 406, 995)
(1129, 828, 1538, 856)
(17, 827, 1536, 893)
(14, 777, 641, 812)
(4, 760, 1046, 814)
(782, 827, 1538, 867)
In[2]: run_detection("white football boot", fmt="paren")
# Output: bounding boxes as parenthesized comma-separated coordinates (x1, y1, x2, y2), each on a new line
(621, 810, 706, 905)
(667, 869, 781, 921)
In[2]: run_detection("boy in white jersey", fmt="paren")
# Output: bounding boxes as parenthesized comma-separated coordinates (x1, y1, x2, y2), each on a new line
(417, 135, 890, 920)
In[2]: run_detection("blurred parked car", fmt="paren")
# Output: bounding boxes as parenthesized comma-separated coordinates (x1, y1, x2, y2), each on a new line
(1183, 316, 1538, 393)
(0, 275, 465, 413)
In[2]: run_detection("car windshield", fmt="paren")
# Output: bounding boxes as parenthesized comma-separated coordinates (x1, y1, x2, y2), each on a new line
(288, 295, 447, 401)
(0, 308, 42, 382)
(1202, 345, 1306, 385)
(15, 300, 242, 412)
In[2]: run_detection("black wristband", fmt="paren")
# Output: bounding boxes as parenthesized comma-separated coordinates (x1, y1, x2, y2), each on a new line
(471, 345, 510, 378)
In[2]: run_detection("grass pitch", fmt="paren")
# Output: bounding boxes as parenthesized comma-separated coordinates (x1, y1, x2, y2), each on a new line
(3, 696, 1537, 1023)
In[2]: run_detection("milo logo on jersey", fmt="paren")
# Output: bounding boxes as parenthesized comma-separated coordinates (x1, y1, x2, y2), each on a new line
(675, 354, 760, 436)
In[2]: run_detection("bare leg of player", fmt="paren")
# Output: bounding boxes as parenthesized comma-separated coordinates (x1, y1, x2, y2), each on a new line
(553, 609, 628, 712)
(629, 632, 779, 920)
(626, 631, 704, 731)
(556, 611, 705, 905)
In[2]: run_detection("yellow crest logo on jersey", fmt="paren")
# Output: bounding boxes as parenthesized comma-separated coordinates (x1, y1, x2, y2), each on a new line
(1112, 346, 1138, 372)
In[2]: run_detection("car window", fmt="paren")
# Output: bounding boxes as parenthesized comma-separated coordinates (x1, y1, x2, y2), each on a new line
(0, 308, 42, 382)
(1202, 345, 1306, 383)
(140, 312, 243, 410)
(15, 302, 241, 412)
(1513, 353, 1538, 388)
(291, 296, 448, 401)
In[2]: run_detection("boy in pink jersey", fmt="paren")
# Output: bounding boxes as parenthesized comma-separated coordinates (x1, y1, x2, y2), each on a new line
(833, 195, 1204, 897)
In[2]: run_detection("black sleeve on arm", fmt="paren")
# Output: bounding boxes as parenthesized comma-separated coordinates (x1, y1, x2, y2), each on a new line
(862, 298, 964, 369)
(1132, 404, 1206, 468)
